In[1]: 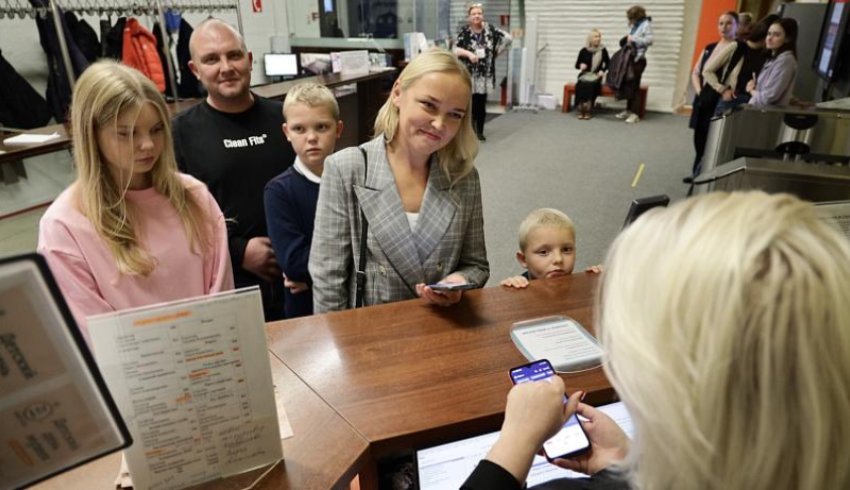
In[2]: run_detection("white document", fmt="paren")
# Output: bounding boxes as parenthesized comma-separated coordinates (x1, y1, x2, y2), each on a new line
(0, 255, 130, 490)
(3, 132, 60, 146)
(338, 50, 370, 76)
(815, 200, 850, 241)
(88, 288, 282, 490)
(511, 316, 603, 372)
(417, 402, 633, 490)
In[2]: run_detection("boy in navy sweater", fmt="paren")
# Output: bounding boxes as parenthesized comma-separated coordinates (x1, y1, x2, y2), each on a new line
(264, 83, 343, 317)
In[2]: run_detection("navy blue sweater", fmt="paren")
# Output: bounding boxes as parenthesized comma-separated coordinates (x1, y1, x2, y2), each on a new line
(264, 165, 320, 318)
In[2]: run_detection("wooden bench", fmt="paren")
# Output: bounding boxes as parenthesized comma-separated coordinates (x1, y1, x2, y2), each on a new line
(562, 83, 648, 119)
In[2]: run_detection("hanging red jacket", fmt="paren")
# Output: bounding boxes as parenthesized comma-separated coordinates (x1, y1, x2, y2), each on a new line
(122, 18, 166, 92)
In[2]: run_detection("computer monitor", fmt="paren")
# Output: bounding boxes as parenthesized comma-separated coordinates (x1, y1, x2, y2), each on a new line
(814, 1, 850, 81)
(264, 53, 299, 77)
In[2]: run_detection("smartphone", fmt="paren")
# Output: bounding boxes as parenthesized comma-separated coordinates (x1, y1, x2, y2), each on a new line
(508, 359, 591, 460)
(427, 282, 476, 292)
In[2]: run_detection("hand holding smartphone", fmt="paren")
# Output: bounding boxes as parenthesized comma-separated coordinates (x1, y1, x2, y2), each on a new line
(426, 281, 476, 292)
(508, 359, 590, 460)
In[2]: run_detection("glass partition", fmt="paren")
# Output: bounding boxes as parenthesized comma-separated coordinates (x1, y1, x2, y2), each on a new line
(290, 0, 500, 43)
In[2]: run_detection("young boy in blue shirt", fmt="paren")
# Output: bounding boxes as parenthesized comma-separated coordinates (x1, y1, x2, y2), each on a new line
(501, 208, 601, 288)
(265, 83, 343, 317)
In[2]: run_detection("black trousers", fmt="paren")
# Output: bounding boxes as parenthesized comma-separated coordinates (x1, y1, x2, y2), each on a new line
(627, 58, 647, 114)
(691, 88, 721, 176)
(472, 93, 487, 135)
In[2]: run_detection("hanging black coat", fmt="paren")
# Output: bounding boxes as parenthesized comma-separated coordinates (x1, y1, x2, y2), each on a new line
(176, 18, 202, 98)
(0, 50, 52, 128)
(152, 22, 175, 97)
(29, 0, 90, 121)
(103, 17, 127, 60)
(607, 44, 636, 100)
(64, 12, 100, 62)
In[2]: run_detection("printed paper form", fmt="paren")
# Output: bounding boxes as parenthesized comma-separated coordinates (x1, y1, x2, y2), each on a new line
(814, 201, 850, 241)
(417, 402, 633, 490)
(89, 289, 282, 490)
(511, 317, 603, 371)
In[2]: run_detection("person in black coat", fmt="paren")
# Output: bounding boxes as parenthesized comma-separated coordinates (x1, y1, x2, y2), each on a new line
(574, 29, 610, 120)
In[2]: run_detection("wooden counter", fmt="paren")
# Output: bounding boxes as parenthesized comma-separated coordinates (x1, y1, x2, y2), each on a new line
(30, 274, 609, 489)
(266, 273, 612, 473)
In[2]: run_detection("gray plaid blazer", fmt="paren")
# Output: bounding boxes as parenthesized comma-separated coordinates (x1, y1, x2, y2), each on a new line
(309, 136, 489, 313)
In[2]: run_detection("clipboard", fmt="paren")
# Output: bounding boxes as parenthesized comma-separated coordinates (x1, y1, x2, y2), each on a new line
(0, 253, 131, 490)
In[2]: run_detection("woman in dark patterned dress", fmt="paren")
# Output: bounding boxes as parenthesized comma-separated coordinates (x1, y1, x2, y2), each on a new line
(454, 2, 512, 141)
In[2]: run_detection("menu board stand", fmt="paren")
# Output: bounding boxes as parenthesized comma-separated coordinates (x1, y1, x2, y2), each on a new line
(0, 254, 131, 490)
(87, 287, 282, 490)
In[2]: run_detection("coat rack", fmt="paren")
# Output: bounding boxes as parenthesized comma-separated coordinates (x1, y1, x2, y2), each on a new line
(0, 0, 243, 100)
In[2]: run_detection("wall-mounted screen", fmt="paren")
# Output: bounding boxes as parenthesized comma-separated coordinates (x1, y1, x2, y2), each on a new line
(814, 1, 850, 80)
(264, 53, 299, 77)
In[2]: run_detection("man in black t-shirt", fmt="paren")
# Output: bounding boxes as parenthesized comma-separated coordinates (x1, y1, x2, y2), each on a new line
(172, 18, 294, 320)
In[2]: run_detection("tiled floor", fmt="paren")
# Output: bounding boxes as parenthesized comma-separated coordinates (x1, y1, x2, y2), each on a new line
(0, 150, 74, 258)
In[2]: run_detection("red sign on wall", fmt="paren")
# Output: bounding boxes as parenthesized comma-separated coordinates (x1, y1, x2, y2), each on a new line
(252, 0, 262, 13)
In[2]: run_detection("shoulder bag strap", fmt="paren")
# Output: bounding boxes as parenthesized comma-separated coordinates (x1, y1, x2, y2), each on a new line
(720, 41, 747, 85)
(355, 147, 369, 308)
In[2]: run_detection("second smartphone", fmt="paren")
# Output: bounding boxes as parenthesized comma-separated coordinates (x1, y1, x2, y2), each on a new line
(508, 359, 591, 460)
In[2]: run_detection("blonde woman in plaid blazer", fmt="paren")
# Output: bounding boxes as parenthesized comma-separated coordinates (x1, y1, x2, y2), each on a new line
(309, 49, 489, 312)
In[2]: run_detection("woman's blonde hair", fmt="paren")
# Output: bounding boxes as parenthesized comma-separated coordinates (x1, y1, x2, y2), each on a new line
(373, 48, 478, 185)
(585, 29, 602, 49)
(71, 60, 211, 276)
(597, 191, 850, 490)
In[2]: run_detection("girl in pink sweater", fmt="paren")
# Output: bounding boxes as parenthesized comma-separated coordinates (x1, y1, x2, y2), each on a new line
(38, 61, 233, 344)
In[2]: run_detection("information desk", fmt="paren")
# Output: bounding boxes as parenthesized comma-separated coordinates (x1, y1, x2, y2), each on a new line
(31, 353, 370, 490)
(266, 272, 612, 487)
(0, 69, 396, 168)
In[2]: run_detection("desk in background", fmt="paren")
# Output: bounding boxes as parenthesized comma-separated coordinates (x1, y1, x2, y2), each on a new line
(0, 70, 395, 170)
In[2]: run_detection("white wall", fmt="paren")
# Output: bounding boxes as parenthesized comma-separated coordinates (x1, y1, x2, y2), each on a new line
(526, 0, 696, 113)
(287, 1, 320, 38)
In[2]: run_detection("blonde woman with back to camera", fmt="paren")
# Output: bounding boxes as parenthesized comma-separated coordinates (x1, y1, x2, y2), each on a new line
(38, 61, 233, 346)
(462, 191, 850, 490)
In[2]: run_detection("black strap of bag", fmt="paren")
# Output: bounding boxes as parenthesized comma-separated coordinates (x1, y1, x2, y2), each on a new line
(699, 41, 748, 111)
(355, 147, 369, 308)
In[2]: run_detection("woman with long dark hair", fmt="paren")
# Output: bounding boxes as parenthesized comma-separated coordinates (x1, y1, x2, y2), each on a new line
(746, 17, 798, 107)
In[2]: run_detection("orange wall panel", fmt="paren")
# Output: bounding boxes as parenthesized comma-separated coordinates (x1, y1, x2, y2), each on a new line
(691, 0, 739, 71)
